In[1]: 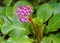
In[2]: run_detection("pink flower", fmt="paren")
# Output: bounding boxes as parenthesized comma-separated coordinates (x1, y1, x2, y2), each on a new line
(19, 17, 30, 23)
(17, 6, 33, 23)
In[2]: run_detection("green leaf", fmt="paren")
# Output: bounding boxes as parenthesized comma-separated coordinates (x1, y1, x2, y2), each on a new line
(0, 7, 4, 14)
(37, 3, 53, 23)
(3, 0, 12, 6)
(54, 3, 60, 15)
(1, 7, 13, 33)
(45, 14, 60, 32)
(9, 28, 27, 38)
(2, 15, 33, 43)
(7, 35, 34, 43)
(0, 7, 5, 29)
(0, 18, 4, 29)
(1, 17, 13, 34)
(1, 6, 28, 34)
(49, 34, 60, 43)
(6, 7, 12, 17)
(45, 3, 60, 33)
(8, 15, 30, 38)
(55, 33, 60, 39)
(22, 23, 33, 34)
(0, 37, 7, 43)
(0, 7, 5, 18)
(0, 18, 4, 25)
(5, 6, 13, 21)
(49, 0, 58, 8)
(12, 1, 31, 15)
(41, 34, 60, 43)
(41, 37, 51, 43)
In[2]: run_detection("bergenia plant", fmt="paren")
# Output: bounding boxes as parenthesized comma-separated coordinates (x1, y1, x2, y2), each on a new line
(0, 0, 60, 43)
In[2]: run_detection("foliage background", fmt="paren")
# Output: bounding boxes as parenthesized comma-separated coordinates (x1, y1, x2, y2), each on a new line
(0, 0, 60, 43)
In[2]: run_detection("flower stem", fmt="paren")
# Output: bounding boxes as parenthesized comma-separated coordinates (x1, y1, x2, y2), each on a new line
(38, 26, 43, 43)
(29, 16, 37, 35)
(29, 16, 44, 43)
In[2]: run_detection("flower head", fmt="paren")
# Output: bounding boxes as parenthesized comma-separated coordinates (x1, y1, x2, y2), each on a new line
(17, 5, 33, 23)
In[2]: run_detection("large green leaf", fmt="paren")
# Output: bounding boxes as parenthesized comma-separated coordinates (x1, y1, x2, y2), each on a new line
(44, 3, 60, 33)
(12, 1, 31, 15)
(41, 34, 60, 43)
(1, 15, 28, 35)
(9, 27, 27, 38)
(49, 34, 60, 43)
(45, 13, 60, 33)
(8, 15, 31, 38)
(0, 37, 7, 43)
(37, 4, 53, 23)
(0, 7, 5, 29)
(1, 17, 13, 34)
(5, 6, 13, 24)
(54, 3, 60, 15)
(1, 6, 13, 34)
(41, 37, 51, 43)
(22, 23, 33, 34)
(6, 7, 12, 17)
(7, 35, 34, 43)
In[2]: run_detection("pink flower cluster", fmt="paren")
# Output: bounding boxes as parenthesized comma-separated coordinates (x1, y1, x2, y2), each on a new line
(17, 6, 33, 23)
